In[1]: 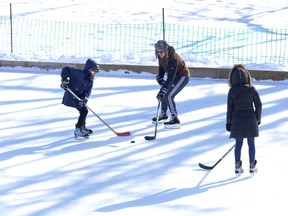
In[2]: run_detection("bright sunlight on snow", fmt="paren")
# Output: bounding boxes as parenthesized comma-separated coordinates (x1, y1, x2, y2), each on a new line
(0, 1, 288, 216)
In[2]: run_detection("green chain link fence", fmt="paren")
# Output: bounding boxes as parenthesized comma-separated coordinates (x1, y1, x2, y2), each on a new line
(0, 17, 287, 65)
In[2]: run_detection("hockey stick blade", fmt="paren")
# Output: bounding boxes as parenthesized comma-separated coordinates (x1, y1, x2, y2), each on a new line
(116, 131, 131, 137)
(198, 143, 236, 170)
(198, 163, 215, 170)
(144, 135, 156, 140)
(65, 87, 131, 137)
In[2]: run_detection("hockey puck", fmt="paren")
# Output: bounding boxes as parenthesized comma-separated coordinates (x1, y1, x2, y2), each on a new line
(130, 140, 135, 143)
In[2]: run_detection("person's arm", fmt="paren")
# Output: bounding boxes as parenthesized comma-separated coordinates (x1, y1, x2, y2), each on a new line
(162, 58, 178, 90)
(226, 89, 234, 131)
(84, 81, 93, 98)
(156, 64, 165, 87)
(60, 67, 72, 89)
(253, 87, 262, 124)
(61, 67, 72, 80)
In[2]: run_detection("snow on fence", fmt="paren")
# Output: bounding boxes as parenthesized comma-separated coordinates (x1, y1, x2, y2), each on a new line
(0, 17, 287, 65)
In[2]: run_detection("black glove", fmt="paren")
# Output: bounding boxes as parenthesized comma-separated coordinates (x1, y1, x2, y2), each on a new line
(156, 75, 165, 87)
(60, 78, 70, 90)
(156, 88, 168, 101)
(79, 97, 88, 107)
(226, 123, 231, 132)
(257, 121, 261, 125)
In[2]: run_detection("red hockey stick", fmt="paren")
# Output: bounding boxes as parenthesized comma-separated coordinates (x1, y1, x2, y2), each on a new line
(66, 87, 131, 137)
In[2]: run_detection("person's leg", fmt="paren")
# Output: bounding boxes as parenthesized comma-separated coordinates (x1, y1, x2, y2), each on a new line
(235, 137, 244, 162)
(235, 137, 244, 174)
(247, 137, 256, 163)
(152, 99, 168, 123)
(74, 106, 89, 137)
(166, 76, 189, 117)
(161, 97, 168, 114)
(75, 106, 88, 128)
(247, 137, 257, 173)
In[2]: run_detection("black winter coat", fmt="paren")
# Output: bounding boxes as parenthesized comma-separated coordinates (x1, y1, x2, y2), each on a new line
(226, 85, 262, 138)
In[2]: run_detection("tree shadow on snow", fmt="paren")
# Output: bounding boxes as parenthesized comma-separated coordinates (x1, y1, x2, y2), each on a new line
(95, 172, 250, 212)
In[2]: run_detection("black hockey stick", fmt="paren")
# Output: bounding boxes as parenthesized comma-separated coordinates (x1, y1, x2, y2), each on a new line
(66, 87, 131, 137)
(144, 100, 161, 141)
(199, 143, 236, 170)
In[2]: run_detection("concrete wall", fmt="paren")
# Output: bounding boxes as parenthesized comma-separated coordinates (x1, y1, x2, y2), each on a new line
(1, 60, 287, 81)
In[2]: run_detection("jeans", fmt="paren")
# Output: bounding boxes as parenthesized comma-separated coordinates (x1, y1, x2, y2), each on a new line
(235, 137, 256, 164)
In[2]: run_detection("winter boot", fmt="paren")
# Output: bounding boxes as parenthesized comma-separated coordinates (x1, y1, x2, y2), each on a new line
(249, 160, 258, 175)
(74, 127, 89, 138)
(152, 111, 168, 124)
(82, 126, 93, 134)
(235, 161, 244, 176)
(164, 116, 181, 129)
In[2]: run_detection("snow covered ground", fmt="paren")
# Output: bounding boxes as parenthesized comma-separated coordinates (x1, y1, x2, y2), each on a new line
(1, 67, 288, 216)
(0, 1, 288, 215)
(2, 0, 288, 28)
(1, 0, 288, 70)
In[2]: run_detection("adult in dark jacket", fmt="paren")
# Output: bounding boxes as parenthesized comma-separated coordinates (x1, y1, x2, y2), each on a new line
(60, 59, 99, 138)
(154, 40, 190, 129)
(226, 64, 262, 175)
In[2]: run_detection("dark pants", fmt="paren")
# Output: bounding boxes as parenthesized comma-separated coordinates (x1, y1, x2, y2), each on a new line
(75, 106, 88, 128)
(235, 137, 256, 164)
(162, 76, 189, 117)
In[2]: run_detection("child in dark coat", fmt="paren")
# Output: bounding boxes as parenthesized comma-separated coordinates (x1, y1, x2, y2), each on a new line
(226, 64, 262, 175)
(60, 59, 99, 138)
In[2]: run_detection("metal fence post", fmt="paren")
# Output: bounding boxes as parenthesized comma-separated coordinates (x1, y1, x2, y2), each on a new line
(9, 3, 13, 53)
(162, 8, 165, 40)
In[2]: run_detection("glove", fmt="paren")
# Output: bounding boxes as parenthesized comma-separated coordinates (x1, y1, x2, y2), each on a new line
(226, 123, 231, 132)
(60, 78, 69, 90)
(79, 97, 88, 107)
(156, 75, 165, 87)
(257, 121, 261, 125)
(156, 88, 168, 101)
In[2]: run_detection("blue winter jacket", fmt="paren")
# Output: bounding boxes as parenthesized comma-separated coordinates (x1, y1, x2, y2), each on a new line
(61, 59, 98, 109)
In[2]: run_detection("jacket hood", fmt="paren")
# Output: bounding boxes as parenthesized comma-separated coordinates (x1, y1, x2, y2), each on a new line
(228, 64, 252, 87)
(84, 59, 98, 71)
(232, 67, 248, 85)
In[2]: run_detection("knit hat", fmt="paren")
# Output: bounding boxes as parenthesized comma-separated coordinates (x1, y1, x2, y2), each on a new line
(155, 40, 169, 58)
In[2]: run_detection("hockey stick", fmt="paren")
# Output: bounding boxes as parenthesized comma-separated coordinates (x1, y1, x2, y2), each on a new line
(65, 87, 131, 137)
(199, 143, 236, 170)
(144, 100, 161, 141)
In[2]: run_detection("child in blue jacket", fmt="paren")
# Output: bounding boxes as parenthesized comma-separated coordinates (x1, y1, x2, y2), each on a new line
(60, 59, 99, 138)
